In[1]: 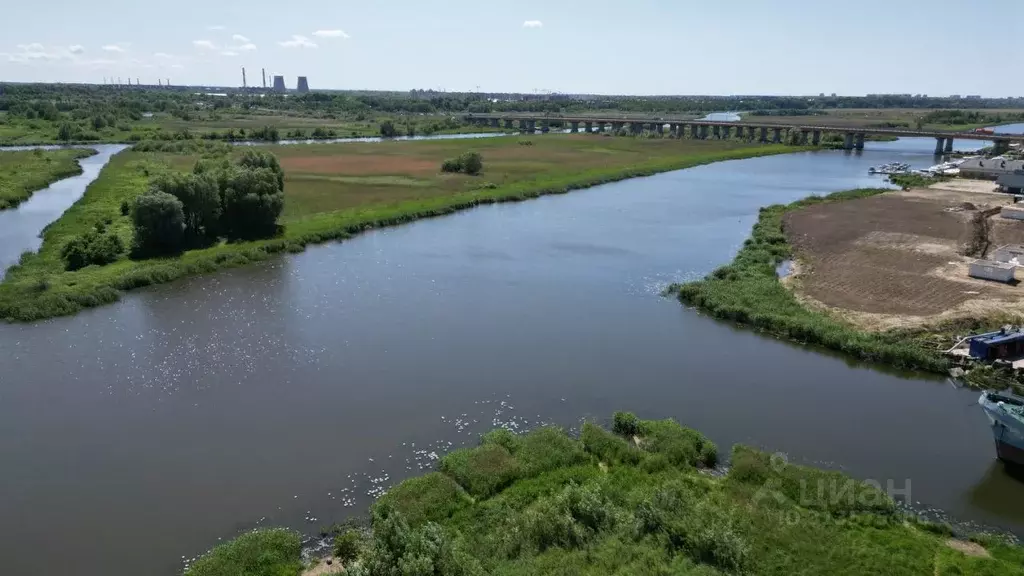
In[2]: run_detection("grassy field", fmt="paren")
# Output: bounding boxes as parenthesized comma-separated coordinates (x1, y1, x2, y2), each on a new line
(0, 136, 801, 322)
(186, 414, 1024, 576)
(0, 148, 96, 209)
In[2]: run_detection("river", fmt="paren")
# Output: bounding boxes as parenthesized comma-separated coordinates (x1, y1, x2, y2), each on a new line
(1, 135, 1023, 576)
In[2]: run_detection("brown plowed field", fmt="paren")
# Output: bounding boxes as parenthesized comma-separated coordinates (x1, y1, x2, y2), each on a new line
(783, 188, 1024, 327)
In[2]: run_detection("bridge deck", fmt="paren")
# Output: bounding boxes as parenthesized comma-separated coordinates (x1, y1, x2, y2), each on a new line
(467, 114, 1021, 141)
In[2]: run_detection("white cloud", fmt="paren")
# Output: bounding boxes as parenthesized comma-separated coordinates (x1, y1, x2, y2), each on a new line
(313, 29, 349, 38)
(232, 34, 249, 42)
(171, 64, 184, 69)
(4, 43, 84, 63)
(193, 40, 217, 49)
(101, 44, 126, 52)
(220, 50, 238, 57)
(237, 43, 257, 51)
(154, 52, 173, 59)
(208, 24, 225, 30)
(522, 20, 543, 28)
(278, 35, 317, 48)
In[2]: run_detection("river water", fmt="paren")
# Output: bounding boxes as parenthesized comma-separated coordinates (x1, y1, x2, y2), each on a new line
(0, 145, 128, 276)
(1, 136, 1023, 576)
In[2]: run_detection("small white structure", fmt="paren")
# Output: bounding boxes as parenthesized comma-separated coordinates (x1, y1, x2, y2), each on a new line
(969, 259, 1017, 283)
(994, 244, 1024, 265)
(1001, 206, 1024, 221)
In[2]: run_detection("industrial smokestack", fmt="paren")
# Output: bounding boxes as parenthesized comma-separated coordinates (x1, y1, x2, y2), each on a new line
(242, 67, 247, 89)
(262, 68, 266, 89)
(297, 76, 309, 93)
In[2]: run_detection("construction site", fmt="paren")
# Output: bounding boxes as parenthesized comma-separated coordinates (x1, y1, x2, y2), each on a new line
(783, 178, 1024, 332)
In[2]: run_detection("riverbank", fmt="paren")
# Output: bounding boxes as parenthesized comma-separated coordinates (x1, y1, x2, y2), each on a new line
(0, 148, 97, 209)
(0, 137, 803, 322)
(187, 414, 1024, 576)
(672, 186, 1024, 390)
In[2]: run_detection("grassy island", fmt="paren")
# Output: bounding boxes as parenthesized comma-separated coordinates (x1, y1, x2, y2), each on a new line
(186, 414, 1023, 576)
(0, 148, 97, 209)
(0, 136, 799, 322)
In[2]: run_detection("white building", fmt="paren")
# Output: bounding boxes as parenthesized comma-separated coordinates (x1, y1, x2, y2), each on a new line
(969, 259, 1017, 283)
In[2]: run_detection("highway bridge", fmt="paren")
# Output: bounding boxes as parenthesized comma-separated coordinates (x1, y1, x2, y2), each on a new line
(464, 114, 1024, 154)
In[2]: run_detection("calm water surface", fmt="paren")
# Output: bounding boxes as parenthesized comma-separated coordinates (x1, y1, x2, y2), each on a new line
(1, 136, 1022, 576)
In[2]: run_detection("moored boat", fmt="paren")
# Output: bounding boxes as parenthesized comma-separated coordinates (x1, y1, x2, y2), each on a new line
(979, 390, 1024, 465)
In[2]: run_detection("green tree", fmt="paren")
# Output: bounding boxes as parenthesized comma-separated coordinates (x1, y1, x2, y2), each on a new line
(379, 120, 398, 138)
(221, 167, 284, 239)
(153, 172, 222, 242)
(57, 122, 73, 142)
(237, 149, 285, 191)
(459, 152, 483, 175)
(131, 191, 186, 257)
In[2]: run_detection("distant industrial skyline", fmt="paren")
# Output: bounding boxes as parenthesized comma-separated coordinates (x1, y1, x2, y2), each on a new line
(1, 0, 1022, 96)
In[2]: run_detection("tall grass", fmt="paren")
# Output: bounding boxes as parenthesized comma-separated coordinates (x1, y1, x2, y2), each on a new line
(671, 188, 950, 374)
(0, 143, 801, 322)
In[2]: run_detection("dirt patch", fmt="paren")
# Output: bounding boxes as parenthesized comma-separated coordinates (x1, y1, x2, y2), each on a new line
(281, 155, 438, 176)
(302, 557, 344, 576)
(784, 188, 1024, 329)
(928, 179, 1000, 195)
(944, 539, 991, 558)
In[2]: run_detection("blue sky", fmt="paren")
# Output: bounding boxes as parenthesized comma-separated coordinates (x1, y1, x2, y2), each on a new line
(2, 0, 1021, 96)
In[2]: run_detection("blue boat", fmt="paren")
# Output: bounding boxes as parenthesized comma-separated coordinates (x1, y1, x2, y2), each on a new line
(979, 390, 1024, 465)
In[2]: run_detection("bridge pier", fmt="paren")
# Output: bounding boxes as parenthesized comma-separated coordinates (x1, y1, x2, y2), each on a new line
(934, 137, 945, 155)
(584, 121, 593, 134)
(611, 122, 623, 133)
(504, 119, 513, 130)
(812, 130, 821, 145)
(540, 120, 550, 133)
(994, 140, 1010, 155)
(843, 133, 854, 150)
(490, 118, 499, 128)
(700, 125, 709, 139)
(772, 128, 781, 143)
(713, 125, 721, 139)
(570, 121, 579, 133)
(854, 133, 865, 150)
(654, 123, 663, 135)
(525, 119, 536, 133)
(759, 127, 768, 143)
(800, 130, 809, 145)
(944, 138, 953, 153)
(631, 122, 643, 135)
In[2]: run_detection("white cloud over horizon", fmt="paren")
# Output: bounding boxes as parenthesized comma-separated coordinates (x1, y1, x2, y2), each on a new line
(101, 44, 126, 52)
(312, 29, 349, 38)
(232, 34, 249, 42)
(278, 35, 316, 48)
(193, 40, 216, 49)
(208, 25, 225, 31)
(69, 45, 85, 54)
(522, 20, 543, 28)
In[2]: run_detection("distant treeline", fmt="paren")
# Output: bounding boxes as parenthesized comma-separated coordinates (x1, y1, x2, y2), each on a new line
(4, 84, 1024, 122)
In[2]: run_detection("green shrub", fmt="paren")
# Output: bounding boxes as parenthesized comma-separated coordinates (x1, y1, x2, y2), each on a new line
(459, 152, 483, 175)
(481, 428, 523, 454)
(131, 190, 185, 257)
(333, 529, 362, 562)
(640, 419, 716, 469)
(185, 528, 302, 576)
(374, 472, 469, 526)
(516, 427, 590, 478)
(440, 443, 521, 497)
(581, 422, 641, 465)
(61, 231, 124, 271)
(441, 157, 463, 173)
(612, 411, 641, 436)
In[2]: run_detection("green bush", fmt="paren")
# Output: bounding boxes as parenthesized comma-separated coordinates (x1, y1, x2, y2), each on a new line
(581, 422, 641, 465)
(374, 473, 469, 526)
(333, 529, 362, 562)
(459, 152, 483, 175)
(131, 190, 185, 257)
(612, 411, 641, 436)
(516, 427, 590, 478)
(61, 231, 125, 271)
(440, 443, 521, 497)
(639, 419, 717, 469)
(481, 428, 523, 454)
(185, 528, 302, 576)
(441, 157, 463, 173)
